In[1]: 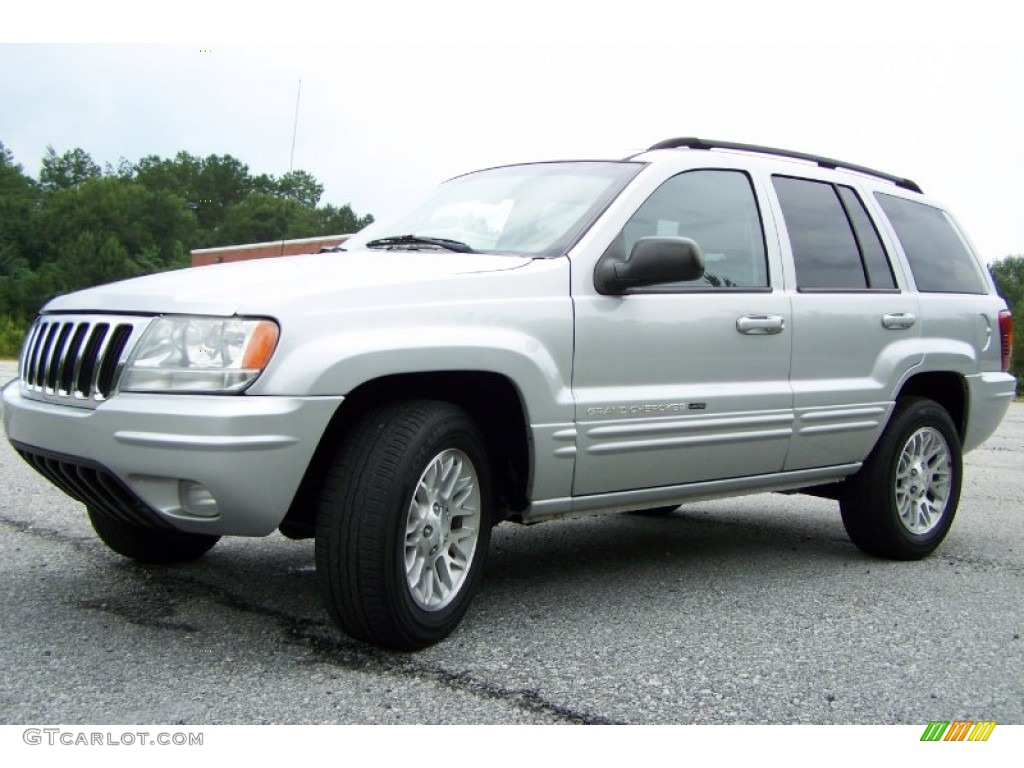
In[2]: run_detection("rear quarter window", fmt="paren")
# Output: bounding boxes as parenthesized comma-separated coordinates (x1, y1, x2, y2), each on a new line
(875, 193, 986, 294)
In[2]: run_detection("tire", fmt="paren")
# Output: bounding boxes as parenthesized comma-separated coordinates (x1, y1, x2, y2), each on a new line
(626, 506, 679, 517)
(840, 397, 962, 560)
(315, 401, 492, 651)
(87, 507, 220, 564)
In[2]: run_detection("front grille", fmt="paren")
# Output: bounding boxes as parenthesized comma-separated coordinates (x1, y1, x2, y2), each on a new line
(19, 315, 150, 407)
(12, 442, 173, 531)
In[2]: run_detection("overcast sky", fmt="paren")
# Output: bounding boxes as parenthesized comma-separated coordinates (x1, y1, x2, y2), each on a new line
(3, 1, 1022, 262)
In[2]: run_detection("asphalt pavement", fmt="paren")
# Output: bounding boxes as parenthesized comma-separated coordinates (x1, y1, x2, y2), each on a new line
(1, 359, 1021, 724)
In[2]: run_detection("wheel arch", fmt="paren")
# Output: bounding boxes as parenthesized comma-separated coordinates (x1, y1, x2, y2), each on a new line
(895, 371, 967, 442)
(278, 371, 531, 539)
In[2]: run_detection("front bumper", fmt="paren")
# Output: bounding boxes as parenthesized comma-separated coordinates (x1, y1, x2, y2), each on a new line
(2, 379, 343, 536)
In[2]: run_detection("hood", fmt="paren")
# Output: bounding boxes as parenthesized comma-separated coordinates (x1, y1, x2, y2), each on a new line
(43, 250, 534, 316)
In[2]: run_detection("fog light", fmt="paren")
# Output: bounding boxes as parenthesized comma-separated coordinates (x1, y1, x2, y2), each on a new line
(180, 481, 220, 517)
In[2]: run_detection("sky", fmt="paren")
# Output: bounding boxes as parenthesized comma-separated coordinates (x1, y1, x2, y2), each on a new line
(2, 1, 1023, 263)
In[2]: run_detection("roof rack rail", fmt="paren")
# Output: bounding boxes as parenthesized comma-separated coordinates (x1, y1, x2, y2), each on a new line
(646, 137, 923, 194)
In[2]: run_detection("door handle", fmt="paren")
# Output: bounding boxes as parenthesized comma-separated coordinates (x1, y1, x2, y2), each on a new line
(881, 312, 916, 330)
(736, 315, 785, 335)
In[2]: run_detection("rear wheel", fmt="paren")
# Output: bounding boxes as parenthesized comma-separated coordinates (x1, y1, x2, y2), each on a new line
(87, 507, 220, 564)
(840, 397, 962, 560)
(316, 401, 491, 650)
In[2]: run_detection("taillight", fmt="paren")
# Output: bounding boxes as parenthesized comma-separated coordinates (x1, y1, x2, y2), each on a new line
(999, 310, 1014, 373)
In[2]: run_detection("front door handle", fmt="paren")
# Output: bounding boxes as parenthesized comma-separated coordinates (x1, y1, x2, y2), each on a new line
(882, 312, 916, 330)
(736, 315, 785, 335)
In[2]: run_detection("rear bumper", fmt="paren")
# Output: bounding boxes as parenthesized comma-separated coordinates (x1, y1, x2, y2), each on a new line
(963, 372, 1017, 453)
(2, 380, 343, 536)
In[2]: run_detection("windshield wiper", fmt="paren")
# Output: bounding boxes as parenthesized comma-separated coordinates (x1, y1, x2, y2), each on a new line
(364, 234, 476, 253)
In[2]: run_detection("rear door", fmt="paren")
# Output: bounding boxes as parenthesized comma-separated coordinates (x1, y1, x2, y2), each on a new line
(769, 175, 922, 470)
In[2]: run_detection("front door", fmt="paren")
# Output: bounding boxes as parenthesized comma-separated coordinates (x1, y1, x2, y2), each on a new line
(571, 169, 794, 496)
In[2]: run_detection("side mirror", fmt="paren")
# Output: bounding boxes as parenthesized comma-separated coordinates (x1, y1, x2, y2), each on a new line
(594, 236, 705, 295)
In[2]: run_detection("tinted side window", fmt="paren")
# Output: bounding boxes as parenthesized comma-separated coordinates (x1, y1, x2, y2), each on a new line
(875, 193, 986, 294)
(772, 176, 866, 289)
(610, 170, 768, 288)
(837, 186, 896, 289)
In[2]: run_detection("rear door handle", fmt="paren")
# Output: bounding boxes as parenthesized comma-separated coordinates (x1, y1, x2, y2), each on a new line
(882, 312, 916, 330)
(736, 315, 785, 335)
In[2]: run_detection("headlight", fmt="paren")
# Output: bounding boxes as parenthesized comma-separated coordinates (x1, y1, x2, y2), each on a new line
(120, 316, 280, 393)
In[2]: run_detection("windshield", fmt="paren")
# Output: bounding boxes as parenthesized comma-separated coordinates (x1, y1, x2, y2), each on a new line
(345, 161, 643, 257)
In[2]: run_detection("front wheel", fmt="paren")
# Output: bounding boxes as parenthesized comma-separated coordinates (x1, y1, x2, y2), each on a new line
(87, 507, 220, 564)
(316, 401, 492, 650)
(840, 397, 962, 560)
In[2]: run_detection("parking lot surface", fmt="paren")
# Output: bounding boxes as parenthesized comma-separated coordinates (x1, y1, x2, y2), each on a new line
(1, 360, 1021, 724)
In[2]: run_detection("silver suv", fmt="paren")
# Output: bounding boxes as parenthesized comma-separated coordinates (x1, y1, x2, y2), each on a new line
(3, 138, 1016, 650)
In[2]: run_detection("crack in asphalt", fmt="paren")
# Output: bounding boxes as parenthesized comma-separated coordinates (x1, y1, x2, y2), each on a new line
(293, 628, 622, 725)
(0, 513, 618, 724)
(0, 515, 97, 552)
(163, 570, 620, 724)
(76, 596, 201, 632)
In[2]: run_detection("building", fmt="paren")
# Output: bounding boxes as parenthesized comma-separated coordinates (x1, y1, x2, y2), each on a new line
(191, 234, 351, 267)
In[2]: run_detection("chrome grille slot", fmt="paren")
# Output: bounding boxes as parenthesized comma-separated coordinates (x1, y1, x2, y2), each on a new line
(75, 323, 109, 398)
(18, 315, 152, 408)
(98, 324, 134, 397)
(58, 322, 90, 395)
(46, 322, 74, 392)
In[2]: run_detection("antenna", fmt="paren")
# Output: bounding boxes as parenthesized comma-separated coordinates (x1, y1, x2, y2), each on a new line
(288, 79, 302, 173)
(280, 79, 303, 258)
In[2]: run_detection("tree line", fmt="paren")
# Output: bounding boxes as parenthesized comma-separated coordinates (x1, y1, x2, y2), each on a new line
(0, 142, 373, 356)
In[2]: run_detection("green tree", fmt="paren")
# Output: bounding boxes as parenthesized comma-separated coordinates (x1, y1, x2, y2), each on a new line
(57, 232, 137, 290)
(310, 203, 374, 235)
(276, 169, 324, 207)
(218, 194, 312, 244)
(0, 141, 42, 269)
(132, 152, 300, 243)
(41, 176, 196, 269)
(39, 146, 101, 191)
(104, 156, 135, 179)
(133, 151, 201, 197)
(0, 312, 29, 359)
(0, 142, 373, 347)
(990, 255, 1024, 394)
